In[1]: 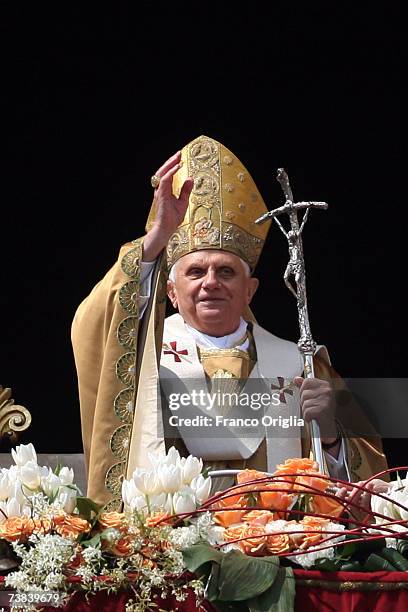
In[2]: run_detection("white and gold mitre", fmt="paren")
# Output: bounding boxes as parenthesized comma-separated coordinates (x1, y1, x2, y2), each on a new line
(146, 135, 271, 272)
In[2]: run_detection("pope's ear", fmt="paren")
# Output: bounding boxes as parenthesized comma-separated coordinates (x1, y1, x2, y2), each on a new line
(167, 280, 178, 308)
(247, 277, 259, 303)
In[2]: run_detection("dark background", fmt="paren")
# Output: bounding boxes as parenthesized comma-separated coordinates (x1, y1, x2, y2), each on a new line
(2, 4, 406, 466)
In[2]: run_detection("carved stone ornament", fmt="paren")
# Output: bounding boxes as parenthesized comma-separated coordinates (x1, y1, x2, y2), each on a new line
(0, 385, 32, 444)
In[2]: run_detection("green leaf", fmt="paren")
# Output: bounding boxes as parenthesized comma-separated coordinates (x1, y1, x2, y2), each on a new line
(336, 541, 357, 558)
(247, 567, 295, 612)
(201, 466, 212, 478)
(81, 533, 101, 549)
(364, 553, 397, 571)
(312, 557, 341, 572)
(76, 496, 103, 522)
(214, 603, 248, 611)
(182, 543, 223, 572)
(397, 539, 408, 558)
(205, 562, 221, 602)
(342, 534, 386, 560)
(379, 547, 408, 571)
(338, 560, 363, 571)
(218, 550, 280, 601)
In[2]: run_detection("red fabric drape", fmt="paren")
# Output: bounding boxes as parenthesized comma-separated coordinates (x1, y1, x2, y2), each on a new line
(293, 570, 408, 612)
(3, 571, 408, 611)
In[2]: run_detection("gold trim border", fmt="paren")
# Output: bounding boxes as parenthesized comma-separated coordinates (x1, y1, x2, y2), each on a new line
(296, 578, 408, 592)
(104, 239, 143, 509)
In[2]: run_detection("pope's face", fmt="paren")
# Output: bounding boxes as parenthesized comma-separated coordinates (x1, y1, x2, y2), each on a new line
(167, 250, 259, 336)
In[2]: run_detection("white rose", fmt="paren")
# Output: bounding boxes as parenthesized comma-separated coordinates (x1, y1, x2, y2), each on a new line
(388, 489, 408, 521)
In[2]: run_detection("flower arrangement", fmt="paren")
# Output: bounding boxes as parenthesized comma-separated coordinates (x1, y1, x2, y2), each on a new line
(1, 444, 408, 611)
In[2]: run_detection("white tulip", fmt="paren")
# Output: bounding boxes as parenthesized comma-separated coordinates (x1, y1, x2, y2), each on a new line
(129, 495, 146, 512)
(158, 464, 183, 494)
(41, 470, 62, 497)
(1, 496, 22, 519)
(19, 461, 42, 489)
(132, 468, 160, 496)
(0, 472, 12, 501)
(11, 443, 37, 467)
(173, 490, 196, 515)
(182, 456, 203, 484)
(58, 467, 74, 486)
(191, 474, 212, 503)
(122, 478, 146, 511)
(56, 487, 77, 513)
(148, 450, 166, 469)
(6, 465, 19, 479)
(166, 446, 182, 466)
(150, 492, 167, 511)
(10, 479, 25, 505)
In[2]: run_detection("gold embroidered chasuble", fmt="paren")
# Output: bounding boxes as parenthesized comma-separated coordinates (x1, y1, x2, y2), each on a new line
(72, 240, 388, 509)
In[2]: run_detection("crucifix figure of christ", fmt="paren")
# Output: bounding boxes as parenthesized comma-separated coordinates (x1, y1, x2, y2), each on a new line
(255, 168, 328, 472)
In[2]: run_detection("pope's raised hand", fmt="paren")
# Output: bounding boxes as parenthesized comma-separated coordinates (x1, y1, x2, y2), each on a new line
(143, 151, 194, 261)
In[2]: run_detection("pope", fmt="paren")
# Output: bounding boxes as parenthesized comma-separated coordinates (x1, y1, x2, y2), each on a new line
(72, 135, 387, 508)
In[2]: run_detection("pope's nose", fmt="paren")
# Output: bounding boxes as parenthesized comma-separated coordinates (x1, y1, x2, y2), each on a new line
(201, 270, 220, 289)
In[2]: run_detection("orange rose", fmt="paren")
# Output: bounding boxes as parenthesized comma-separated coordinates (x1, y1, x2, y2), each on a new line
(274, 458, 319, 479)
(292, 470, 328, 492)
(212, 491, 250, 527)
(112, 536, 134, 556)
(266, 532, 292, 555)
(0, 517, 35, 542)
(212, 494, 248, 528)
(145, 512, 174, 527)
(299, 516, 330, 549)
(54, 514, 91, 539)
(243, 510, 276, 526)
(259, 480, 294, 514)
(301, 516, 330, 529)
(236, 469, 268, 488)
(224, 524, 267, 556)
(291, 471, 344, 518)
(312, 494, 344, 519)
(33, 518, 52, 535)
(98, 511, 126, 530)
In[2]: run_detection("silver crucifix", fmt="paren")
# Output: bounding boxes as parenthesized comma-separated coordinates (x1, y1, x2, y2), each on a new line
(255, 168, 328, 473)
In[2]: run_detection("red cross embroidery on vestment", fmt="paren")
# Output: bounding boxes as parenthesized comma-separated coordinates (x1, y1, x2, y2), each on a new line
(163, 341, 189, 362)
(270, 377, 294, 404)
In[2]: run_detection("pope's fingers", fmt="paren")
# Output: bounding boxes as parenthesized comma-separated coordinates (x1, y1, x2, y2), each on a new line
(178, 177, 195, 203)
(300, 388, 331, 404)
(154, 150, 182, 180)
(336, 487, 349, 500)
(155, 161, 184, 196)
(295, 377, 331, 393)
